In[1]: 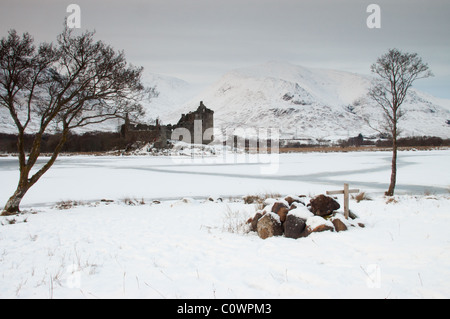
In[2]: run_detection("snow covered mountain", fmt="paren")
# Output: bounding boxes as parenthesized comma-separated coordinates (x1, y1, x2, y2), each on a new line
(171, 61, 450, 141)
(88, 72, 199, 132)
(0, 72, 198, 134)
(140, 73, 199, 124)
(1, 61, 449, 141)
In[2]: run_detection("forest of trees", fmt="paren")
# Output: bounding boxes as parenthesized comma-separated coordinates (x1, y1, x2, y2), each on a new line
(0, 132, 137, 153)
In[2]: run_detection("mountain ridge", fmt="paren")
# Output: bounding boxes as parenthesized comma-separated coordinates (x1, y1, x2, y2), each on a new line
(1, 61, 449, 141)
(170, 61, 450, 141)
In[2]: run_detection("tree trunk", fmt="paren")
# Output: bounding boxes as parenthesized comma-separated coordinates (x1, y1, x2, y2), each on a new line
(2, 185, 29, 215)
(386, 138, 397, 196)
(1, 128, 69, 216)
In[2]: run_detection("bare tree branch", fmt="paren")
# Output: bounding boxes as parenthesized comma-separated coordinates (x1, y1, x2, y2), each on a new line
(1, 25, 156, 215)
(367, 48, 432, 196)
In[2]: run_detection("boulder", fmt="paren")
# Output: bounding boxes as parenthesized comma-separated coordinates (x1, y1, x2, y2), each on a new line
(289, 205, 314, 219)
(284, 195, 304, 206)
(263, 198, 277, 207)
(308, 195, 340, 217)
(331, 217, 348, 232)
(277, 206, 290, 223)
(249, 212, 264, 232)
(271, 201, 289, 214)
(303, 216, 335, 236)
(283, 214, 307, 239)
(270, 201, 290, 223)
(311, 224, 334, 233)
(348, 210, 358, 220)
(257, 213, 283, 239)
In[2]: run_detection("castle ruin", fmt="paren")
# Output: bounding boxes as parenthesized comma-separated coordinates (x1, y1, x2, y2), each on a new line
(121, 101, 214, 147)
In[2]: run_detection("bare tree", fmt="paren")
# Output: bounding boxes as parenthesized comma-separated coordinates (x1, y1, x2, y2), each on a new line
(368, 48, 432, 196)
(0, 27, 153, 215)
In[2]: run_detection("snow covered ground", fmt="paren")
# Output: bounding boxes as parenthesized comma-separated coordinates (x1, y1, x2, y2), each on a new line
(0, 150, 449, 298)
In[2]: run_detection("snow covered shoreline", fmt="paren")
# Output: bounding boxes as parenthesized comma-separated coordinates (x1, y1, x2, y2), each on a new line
(1, 193, 449, 299)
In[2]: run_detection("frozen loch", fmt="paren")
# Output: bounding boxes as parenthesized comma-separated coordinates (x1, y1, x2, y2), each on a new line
(0, 150, 449, 298)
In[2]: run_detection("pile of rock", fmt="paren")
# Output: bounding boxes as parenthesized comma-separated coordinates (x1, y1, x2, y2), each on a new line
(247, 194, 364, 240)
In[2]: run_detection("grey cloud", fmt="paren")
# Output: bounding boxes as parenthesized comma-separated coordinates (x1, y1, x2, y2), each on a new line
(1, 0, 449, 98)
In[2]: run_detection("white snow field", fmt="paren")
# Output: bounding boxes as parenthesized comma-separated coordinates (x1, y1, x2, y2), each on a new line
(0, 150, 449, 298)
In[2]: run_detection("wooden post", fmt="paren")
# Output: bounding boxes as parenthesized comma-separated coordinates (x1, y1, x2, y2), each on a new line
(326, 183, 359, 219)
(344, 183, 350, 219)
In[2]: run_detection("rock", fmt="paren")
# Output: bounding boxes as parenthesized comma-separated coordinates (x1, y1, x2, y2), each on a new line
(311, 224, 334, 233)
(308, 195, 340, 217)
(289, 205, 314, 219)
(271, 201, 289, 214)
(277, 206, 290, 223)
(283, 214, 307, 239)
(284, 195, 304, 206)
(331, 217, 348, 232)
(348, 210, 358, 220)
(208, 196, 223, 203)
(243, 195, 259, 204)
(284, 196, 295, 206)
(271, 201, 290, 223)
(263, 198, 277, 206)
(257, 213, 283, 239)
(305, 216, 335, 235)
(250, 212, 264, 232)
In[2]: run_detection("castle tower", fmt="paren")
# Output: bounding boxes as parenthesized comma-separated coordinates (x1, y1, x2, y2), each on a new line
(198, 101, 214, 144)
(175, 101, 214, 144)
(120, 113, 130, 138)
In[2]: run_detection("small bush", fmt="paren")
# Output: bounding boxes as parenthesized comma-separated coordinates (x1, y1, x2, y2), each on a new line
(55, 200, 84, 210)
(121, 197, 146, 206)
(353, 192, 372, 203)
(243, 193, 282, 210)
(385, 197, 398, 204)
(222, 206, 251, 234)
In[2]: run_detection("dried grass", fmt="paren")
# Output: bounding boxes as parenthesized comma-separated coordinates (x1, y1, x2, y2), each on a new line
(54, 200, 85, 210)
(352, 192, 372, 203)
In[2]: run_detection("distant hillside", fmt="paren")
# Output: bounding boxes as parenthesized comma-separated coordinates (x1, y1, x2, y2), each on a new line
(0, 72, 198, 135)
(1, 62, 449, 142)
(171, 61, 450, 142)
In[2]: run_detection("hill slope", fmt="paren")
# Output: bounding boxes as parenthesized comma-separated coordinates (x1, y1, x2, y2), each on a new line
(1, 62, 449, 141)
(0, 73, 197, 134)
(172, 61, 450, 141)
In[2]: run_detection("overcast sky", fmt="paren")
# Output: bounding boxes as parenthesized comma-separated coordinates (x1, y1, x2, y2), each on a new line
(1, 0, 449, 98)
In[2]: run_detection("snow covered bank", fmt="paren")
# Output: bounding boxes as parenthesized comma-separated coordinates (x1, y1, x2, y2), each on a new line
(0, 194, 449, 298)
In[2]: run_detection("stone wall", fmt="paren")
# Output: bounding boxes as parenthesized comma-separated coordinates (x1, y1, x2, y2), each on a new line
(121, 101, 214, 147)
(175, 101, 214, 144)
